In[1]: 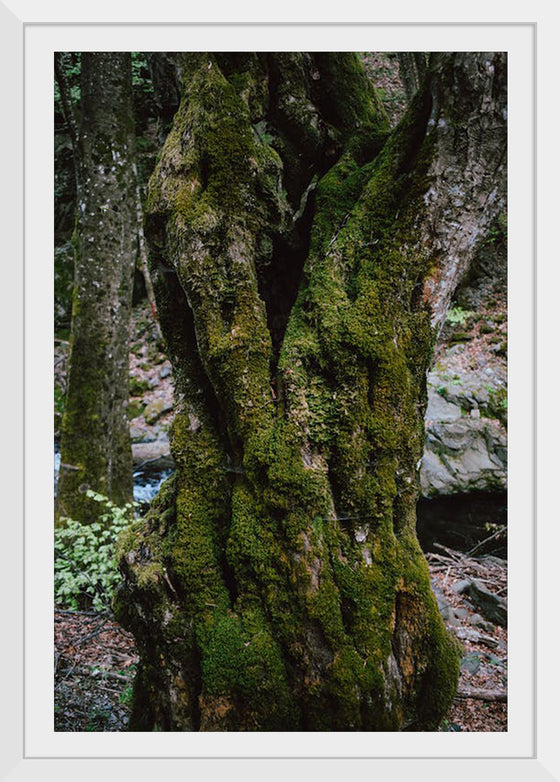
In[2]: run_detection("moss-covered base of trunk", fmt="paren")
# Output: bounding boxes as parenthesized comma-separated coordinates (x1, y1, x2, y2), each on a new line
(115, 441, 459, 731)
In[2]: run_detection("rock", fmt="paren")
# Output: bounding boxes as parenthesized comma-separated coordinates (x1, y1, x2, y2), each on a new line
(159, 364, 172, 379)
(425, 393, 463, 422)
(468, 613, 494, 632)
(468, 580, 507, 627)
(143, 398, 173, 425)
(431, 583, 458, 624)
(453, 607, 469, 620)
(132, 438, 174, 469)
(454, 627, 499, 648)
(461, 652, 481, 674)
(480, 555, 507, 568)
(130, 425, 156, 443)
(421, 344, 507, 496)
(451, 579, 472, 595)
(420, 418, 507, 497)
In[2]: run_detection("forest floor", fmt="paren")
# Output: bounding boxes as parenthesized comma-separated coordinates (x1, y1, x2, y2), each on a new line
(54, 548, 507, 732)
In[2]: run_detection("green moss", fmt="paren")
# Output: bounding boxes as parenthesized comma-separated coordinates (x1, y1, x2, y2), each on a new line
(129, 376, 151, 395)
(313, 53, 390, 138)
(198, 606, 298, 729)
(118, 55, 460, 732)
(484, 385, 508, 428)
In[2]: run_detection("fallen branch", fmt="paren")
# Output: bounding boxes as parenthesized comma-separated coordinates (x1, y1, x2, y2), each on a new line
(467, 526, 507, 557)
(69, 666, 133, 682)
(88, 669, 131, 682)
(433, 543, 464, 561)
(55, 609, 111, 617)
(74, 616, 109, 647)
(455, 688, 507, 703)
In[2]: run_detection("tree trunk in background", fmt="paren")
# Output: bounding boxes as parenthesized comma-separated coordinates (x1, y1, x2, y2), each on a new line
(115, 52, 506, 731)
(397, 52, 429, 101)
(56, 53, 136, 525)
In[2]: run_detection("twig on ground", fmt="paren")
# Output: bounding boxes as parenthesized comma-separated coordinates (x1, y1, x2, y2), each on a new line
(55, 609, 111, 617)
(74, 616, 109, 647)
(467, 526, 507, 557)
(455, 688, 507, 703)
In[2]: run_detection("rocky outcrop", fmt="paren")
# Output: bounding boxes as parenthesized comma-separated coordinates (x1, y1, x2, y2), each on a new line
(420, 346, 507, 497)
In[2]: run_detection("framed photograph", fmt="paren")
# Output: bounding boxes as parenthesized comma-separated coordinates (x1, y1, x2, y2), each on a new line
(2, 1, 554, 779)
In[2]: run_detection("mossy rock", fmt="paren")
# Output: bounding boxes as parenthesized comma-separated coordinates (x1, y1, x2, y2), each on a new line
(448, 332, 472, 346)
(143, 398, 173, 424)
(128, 400, 144, 420)
(129, 376, 152, 396)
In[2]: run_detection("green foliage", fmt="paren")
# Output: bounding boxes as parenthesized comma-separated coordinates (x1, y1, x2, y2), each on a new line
(446, 306, 473, 327)
(54, 53, 81, 109)
(119, 665, 137, 706)
(486, 211, 507, 245)
(484, 384, 508, 427)
(54, 491, 136, 611)
(131, 53, 152, 94)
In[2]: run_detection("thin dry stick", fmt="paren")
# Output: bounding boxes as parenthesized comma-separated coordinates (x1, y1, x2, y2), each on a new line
(55, 609, 110, 617)
(76, 667, 131, 683)
(467, 525, 507, 557)
(432, 543, 464, 561)
(74, 617, 109, 647)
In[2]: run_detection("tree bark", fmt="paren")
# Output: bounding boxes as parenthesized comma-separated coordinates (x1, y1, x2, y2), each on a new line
(115, 52, 506, 731)
(397, 52, 428, 101)
(56, 53, 137, 525)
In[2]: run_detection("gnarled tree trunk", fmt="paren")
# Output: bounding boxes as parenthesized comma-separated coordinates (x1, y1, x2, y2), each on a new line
(56, 53, 137, 524)
(115, 51, 506, 731)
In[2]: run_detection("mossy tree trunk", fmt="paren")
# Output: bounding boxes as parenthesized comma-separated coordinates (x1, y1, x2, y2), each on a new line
(115, 52, 506, 731)
(56, 53, 137, 525)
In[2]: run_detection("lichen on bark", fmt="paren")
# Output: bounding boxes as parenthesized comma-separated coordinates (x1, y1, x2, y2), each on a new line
(56, 53, 137, 526)
(115, 52, 506, 731)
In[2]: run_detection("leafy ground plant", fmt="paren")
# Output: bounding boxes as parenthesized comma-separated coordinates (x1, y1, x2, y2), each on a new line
(446, 306, 474, 327)
(55, 491, 136, 611)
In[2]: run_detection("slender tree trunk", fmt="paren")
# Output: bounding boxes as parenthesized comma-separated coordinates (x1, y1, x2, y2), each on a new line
(115, 52, 506, 731)
(56, 53, 137, 525)
(134, 175, 163, 343)
(397, 52, 429, 101)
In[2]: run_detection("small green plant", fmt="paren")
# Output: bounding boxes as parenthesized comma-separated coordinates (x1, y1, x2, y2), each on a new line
(446, 306, 473, 327)
(54, 491, 136, 611)
(54, 385, 66, 417)
(119, 668, 136, 707)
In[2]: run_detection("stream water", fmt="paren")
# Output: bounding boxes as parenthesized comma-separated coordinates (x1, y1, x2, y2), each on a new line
(54, 444, 171, 509)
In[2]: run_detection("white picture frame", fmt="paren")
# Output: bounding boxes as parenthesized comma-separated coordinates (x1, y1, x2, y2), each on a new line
(2, 1, 554, 779)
